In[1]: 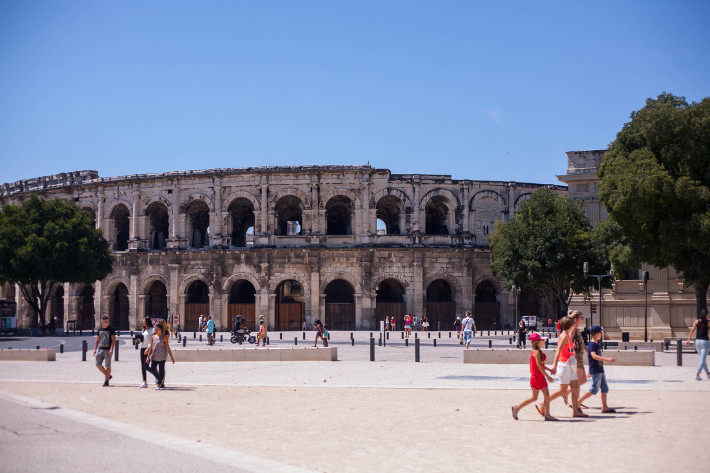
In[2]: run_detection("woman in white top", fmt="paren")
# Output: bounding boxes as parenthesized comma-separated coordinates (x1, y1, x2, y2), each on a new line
(139, 317, 154, 388)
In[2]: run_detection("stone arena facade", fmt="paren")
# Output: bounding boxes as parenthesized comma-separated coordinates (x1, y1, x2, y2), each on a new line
(1, 165, 562, 333)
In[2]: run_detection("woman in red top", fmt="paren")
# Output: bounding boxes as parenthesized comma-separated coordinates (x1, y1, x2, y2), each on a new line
(511, 333, 557, 421)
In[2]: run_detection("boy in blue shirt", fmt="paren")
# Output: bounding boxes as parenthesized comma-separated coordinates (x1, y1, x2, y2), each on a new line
(578, 325, 617, 413)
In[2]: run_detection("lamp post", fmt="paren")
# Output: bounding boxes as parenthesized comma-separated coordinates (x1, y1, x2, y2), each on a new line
(512, 285, 520, 345)
(642, 271, 649, 342)
(583, 262, 614, 327)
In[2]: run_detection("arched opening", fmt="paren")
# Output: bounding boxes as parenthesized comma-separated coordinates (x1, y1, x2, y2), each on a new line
(375, 279, 406, 329)
(49, 285, 64, 330)
(111, 205, 130, 251)
(425, 196, 449, 235)
(109, 283, 129, 330)
(475, 280, 500, 330)
(185, 201, 210, 248)
(275, 279, 305, 330)
(325, 279, 355, 330)
(228, 280, 257, 330)
(426, 279, 456, 330)
(146, 202, 169, 250)
(145, 281, 168, 320)
(228, 198, 255, 247)
(77, 285, 95, 330)
(376, 196, 403, 235)
(275, 196, 303, 236)
(185, 280, 210, 331)
(325, 196, 353, 236)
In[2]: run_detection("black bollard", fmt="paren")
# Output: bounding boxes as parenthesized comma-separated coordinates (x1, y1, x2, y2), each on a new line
(604, 341, 608, 350)
(60, 343, 64, 354)
(405, 338, 409, 347)
(378, 336, 382, 346)
(370, 332, 373, 338)
(351, 338, 355, 346)
(134, 340, 139, 350)
(401, 332, 404, 339)
(509, 338, 512, 344)
(303, 332, 306, 340)
(438, 332, 441, 338)
(386, 332, 389, 340)
(199, 335, 202, 342)
(193, 332, 196, 339)
(220, 334, 223, 343)
(449, 332, 451, 338)
(664, 339, 669, 351)
(545, 339, 549, 349)
(634, 346, 638, 351)
(415, 338, 420, 362)
(433, 339, 437, 347)
(415, 333, 417, 339)
(370, 337, 375, 361)
(131, 330, 134, 337)
(117, 331, 121, 337)
(82, 340, 87, 361)
(294, 337, 297, 346)
(488, 340, 492, 348)
(495, 330, 497, 336)
(350, 332, 353, 340)
(114, 341, 119, 361)
(280, 333, 283, 340)
(183, 337, 186, 347)
(428, 332, 431, 339)
(328, 333, 330, 341)
(487, 330, 490, 337)
(266, 337, 270, 345)
(36, 345, 40, 350)
(677, 339, 682, 366)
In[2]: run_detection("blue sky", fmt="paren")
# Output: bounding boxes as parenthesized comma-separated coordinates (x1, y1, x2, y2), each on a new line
(1, 1, 708, 186)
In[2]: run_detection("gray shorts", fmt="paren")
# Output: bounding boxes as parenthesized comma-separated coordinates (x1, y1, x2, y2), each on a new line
(96, 348, 111, 367)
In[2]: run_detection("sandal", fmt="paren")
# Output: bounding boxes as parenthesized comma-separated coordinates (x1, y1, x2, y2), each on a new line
(573, 412, 589, 418)
(562, 393, 568, 405)
(601, 408, 617, 413)
(511, 405, 519, 420)
(535, 405, 544, 417)
(544, 415, 559, 422)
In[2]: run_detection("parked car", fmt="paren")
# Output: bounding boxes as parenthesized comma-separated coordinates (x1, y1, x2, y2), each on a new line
(521, 316, 539, 331)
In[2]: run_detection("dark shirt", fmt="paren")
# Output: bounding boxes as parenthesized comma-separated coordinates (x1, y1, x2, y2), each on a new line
(97, 326, 116, 349)
(588, 341, 604, 375)
(697, 319, 709, 341)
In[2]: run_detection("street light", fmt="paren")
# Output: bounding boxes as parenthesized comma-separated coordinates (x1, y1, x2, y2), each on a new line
(511, 285, 520, 346)
(642, 271, 649, 342)
(583, 262, 614, 327)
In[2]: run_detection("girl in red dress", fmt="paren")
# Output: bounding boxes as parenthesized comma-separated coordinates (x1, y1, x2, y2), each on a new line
(511, 333, 557, 421)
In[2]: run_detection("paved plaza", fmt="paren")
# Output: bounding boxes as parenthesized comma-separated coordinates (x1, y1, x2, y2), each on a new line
(0, 331, 708, 473)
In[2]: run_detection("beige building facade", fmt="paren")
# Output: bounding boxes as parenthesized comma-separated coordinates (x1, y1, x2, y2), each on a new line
(1, 166, 561, 332)
(559, 150, 700, 339)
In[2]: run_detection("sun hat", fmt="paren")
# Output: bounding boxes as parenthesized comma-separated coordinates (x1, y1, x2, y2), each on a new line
(529, 332, 543, 342)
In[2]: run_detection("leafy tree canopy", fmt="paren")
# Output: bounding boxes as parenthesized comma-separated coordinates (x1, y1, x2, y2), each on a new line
(598, 92, 710, 311)
(0, 195, 114, 325)
(489, 188, 606, 318)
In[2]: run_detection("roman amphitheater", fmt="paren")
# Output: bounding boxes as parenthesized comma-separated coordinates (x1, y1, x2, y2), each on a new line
(0, 152, 700, 337)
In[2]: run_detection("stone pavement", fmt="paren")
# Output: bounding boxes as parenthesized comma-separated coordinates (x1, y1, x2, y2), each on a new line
(0, 331, 708, 473)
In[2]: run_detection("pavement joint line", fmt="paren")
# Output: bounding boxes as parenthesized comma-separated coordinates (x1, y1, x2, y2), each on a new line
(0, 389, 316, 473)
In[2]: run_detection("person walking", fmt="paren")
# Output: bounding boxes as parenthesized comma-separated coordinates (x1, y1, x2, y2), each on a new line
(571, 310, 588, 402)
(256, 319, 267, 347)
(549, 315, 587, 418)
(145, 323, 175, 390)
(686, 309, 710, 380)
(461, 311, 476, 349)
(93, 316, 116, 387)
(454, 317, 462, 344)
(517, 319, 528, 349)
(206, 315, 215, 346)
(313, 319, 327, 347)
(578, 325, 617, 412)
(385, 316, 390, 331)
(404, 314, 412, 338)
(422, 314, 429, 332)
(512, 333, 557, 421)
(138, 317, 154, 388)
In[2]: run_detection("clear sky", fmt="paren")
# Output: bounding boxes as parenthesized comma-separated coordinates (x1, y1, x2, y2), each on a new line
(1, 1, 708, 186)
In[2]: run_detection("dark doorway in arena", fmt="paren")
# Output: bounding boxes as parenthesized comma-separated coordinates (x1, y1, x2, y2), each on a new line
(275, 279, 304, 331)
(376, 279, 406, 330)
(325, 279, 355, 330)
(77, 285, 95, 330)
(185, 280, 209, 331)
(475, 280, 500, 330)
(110, 283, 130, 330)
(228, 280, 256, 330)
(426, 279, 456, 331)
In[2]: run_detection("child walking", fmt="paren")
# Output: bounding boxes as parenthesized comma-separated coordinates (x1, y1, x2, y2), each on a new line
(577, 325, 617, 413)
(512, 333, 558, 421)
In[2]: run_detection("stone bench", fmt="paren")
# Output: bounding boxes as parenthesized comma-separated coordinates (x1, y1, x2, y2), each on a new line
(463, 348, 654, 366)
(0, 349, 56, 361)
(173, 347, 337, 362)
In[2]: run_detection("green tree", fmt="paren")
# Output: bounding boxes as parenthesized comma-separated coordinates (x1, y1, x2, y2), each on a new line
(0, 195, 114, 326)
(489, 188, 605, 318)
(598, 93, 710, 314)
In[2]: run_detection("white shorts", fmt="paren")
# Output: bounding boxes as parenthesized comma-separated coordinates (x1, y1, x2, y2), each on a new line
(557, 358, 578, 384)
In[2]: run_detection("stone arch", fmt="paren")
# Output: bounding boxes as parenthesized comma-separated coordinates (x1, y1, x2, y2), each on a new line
(370, 273, 412, 293)
(103, 276, 131, 297)
(221, 273, 262, 294)
(107, 200, 133, 217)
(514, 193, 533, 211)
(71, 282, 96, 297)
(179, 274, 215, 295)
(470, 190, 507, 209)
(320, 188, 361, 210)
(141, 274, 170, 294)
(142, 195, 172, 214)
(269, 188, 311, 209)
(222, 191, 260, 212)
(473, 273, 503, 293)
(419, 188, 461, 210)
(423, 272, 463, 296)
(79, 201, 98, 214)
(179, 193, 215, 213)
(320, 271, 362, 294)
(268, 272, 310, 294)
(369, 187, 413, 210)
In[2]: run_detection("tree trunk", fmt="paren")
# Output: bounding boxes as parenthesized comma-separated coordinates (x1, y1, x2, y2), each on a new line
(17, 281, 54, 327)
(696, 281, 709, 316)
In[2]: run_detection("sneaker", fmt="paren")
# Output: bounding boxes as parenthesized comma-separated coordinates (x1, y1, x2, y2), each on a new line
(706, 372, 710, 380)
(139, 382, 148, 388)
(696, 375, 702, 381)
(511, 405, 519, 420)
(155, 386, 162, 391)
(103, 380, 109, 387)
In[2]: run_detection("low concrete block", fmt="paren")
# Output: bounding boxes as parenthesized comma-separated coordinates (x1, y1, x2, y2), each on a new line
(0, 349, 56, 361)
(463, 348, 654, 366)
(172, 347, 337, 362)
(616, 342, 664, 352)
